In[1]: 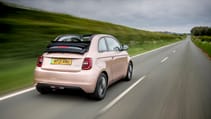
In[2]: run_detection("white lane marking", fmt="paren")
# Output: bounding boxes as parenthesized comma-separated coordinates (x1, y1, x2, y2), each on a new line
(132, 40, 183, 58)
(0, 87, 35, 101)
(99, 76, 146, 114)
(0, 40, 183, 101)
(172, 50, 176, 53)
(161, 57, 168, 63)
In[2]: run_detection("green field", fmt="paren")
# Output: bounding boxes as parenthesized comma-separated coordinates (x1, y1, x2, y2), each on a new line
(192, 36, 211, 57)
(0, 2, 184, 95)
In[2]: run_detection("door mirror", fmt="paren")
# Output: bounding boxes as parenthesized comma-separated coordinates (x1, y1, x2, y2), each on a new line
(114, 47, 121, 51)
(121, 44, 128, 51)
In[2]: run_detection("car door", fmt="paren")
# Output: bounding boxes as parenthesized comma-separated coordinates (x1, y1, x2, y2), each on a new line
(105, 37, 128, 81)
(97, 38, 113, 83)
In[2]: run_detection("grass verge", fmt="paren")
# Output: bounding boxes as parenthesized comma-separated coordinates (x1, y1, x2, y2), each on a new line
(192, 36, 211, 57)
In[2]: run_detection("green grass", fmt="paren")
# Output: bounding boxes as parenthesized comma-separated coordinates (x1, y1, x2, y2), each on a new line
(0, 59, 35, 94)
(0, 2, 184, 95)
(128, 39, 182, 56)
(192, 36, 211, 57)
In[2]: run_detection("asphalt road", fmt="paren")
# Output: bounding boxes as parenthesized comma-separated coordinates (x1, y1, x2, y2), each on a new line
(1, 36, 211, 119)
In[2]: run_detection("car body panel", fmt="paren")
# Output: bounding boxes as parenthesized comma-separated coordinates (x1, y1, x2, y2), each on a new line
(41, 53, 85, 72)
(35, 67, 98, 93)
(34, 34, 131, 94)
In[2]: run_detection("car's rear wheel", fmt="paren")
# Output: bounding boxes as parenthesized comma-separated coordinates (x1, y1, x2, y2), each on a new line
(91, 73, 107, 100)
(124, 61, 133, 81)
(36, 85, 51, 94)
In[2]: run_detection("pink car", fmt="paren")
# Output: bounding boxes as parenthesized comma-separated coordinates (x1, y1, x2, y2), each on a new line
(34, 34, 133, 100)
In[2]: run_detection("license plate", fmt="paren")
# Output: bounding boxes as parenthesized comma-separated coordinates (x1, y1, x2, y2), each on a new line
(51, 58, 72, 65)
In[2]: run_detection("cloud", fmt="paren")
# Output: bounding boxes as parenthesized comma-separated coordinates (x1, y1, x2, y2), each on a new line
(1, 0, 211, 33)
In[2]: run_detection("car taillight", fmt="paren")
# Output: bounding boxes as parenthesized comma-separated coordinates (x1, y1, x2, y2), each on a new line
(37, 56, 43, 67)
(82, 57, 92, 70)
(57, 46, 69, 48)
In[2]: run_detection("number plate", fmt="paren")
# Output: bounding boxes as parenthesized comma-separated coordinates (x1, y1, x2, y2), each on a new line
(51, 58, 72, 65)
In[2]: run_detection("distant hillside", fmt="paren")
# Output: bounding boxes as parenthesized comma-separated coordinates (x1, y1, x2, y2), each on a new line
(0, 2, 183, 60)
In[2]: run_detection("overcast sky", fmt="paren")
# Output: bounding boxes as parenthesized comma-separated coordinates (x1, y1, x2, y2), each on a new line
(2, 0, 211, 33)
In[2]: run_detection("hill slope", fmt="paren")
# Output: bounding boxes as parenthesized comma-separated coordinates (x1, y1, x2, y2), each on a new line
(0, 2, 184, 95)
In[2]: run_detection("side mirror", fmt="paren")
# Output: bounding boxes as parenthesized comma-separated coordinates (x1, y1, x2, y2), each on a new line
(114, 47, 121, 51)
(121, 44, 128, 51)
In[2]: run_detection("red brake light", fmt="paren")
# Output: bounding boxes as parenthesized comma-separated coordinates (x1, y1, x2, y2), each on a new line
(82, 58, 92, 70)
(57, 46, 69, 48)
(37, 56, 43, 67)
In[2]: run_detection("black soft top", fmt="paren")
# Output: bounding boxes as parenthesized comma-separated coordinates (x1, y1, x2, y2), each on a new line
(45, 34, 95, 54)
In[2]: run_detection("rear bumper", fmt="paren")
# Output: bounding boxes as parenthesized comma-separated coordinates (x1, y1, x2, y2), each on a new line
(34, 67, 99, 93)
(36, 83, 82, 91)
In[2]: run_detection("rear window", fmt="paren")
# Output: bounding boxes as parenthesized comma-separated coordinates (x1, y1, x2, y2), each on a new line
(45, 34, 93, 54)
(54, 35, 92, 42)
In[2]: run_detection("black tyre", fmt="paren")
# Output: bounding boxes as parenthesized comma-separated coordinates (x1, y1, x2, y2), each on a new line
(91, 73, 107, 100)
(36, 85, 51, 94)
(124, 61, 133, 81)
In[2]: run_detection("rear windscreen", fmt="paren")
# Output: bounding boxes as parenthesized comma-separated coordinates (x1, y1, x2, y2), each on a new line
(45, 35, 93, 54)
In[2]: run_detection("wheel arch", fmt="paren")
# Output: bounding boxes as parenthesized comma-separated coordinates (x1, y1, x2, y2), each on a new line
(129, 60, 133, 67)
(101, 71, 108, 86)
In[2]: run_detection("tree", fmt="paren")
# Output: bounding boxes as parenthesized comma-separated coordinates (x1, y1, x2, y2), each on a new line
(191, 26, 211, 36)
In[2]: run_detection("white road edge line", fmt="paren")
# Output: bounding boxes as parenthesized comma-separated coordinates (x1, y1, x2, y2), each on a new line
(0, 87, 35, 101)
(161, 57, 168, 63)
(99, 76, 146, 115)
(0, 40, 183, 101)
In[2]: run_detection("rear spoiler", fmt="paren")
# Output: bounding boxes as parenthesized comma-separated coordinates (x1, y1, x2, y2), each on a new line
(45, 42, 90, 54)
(45, 48, 88, 54)
(47, 42, 89, 48)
